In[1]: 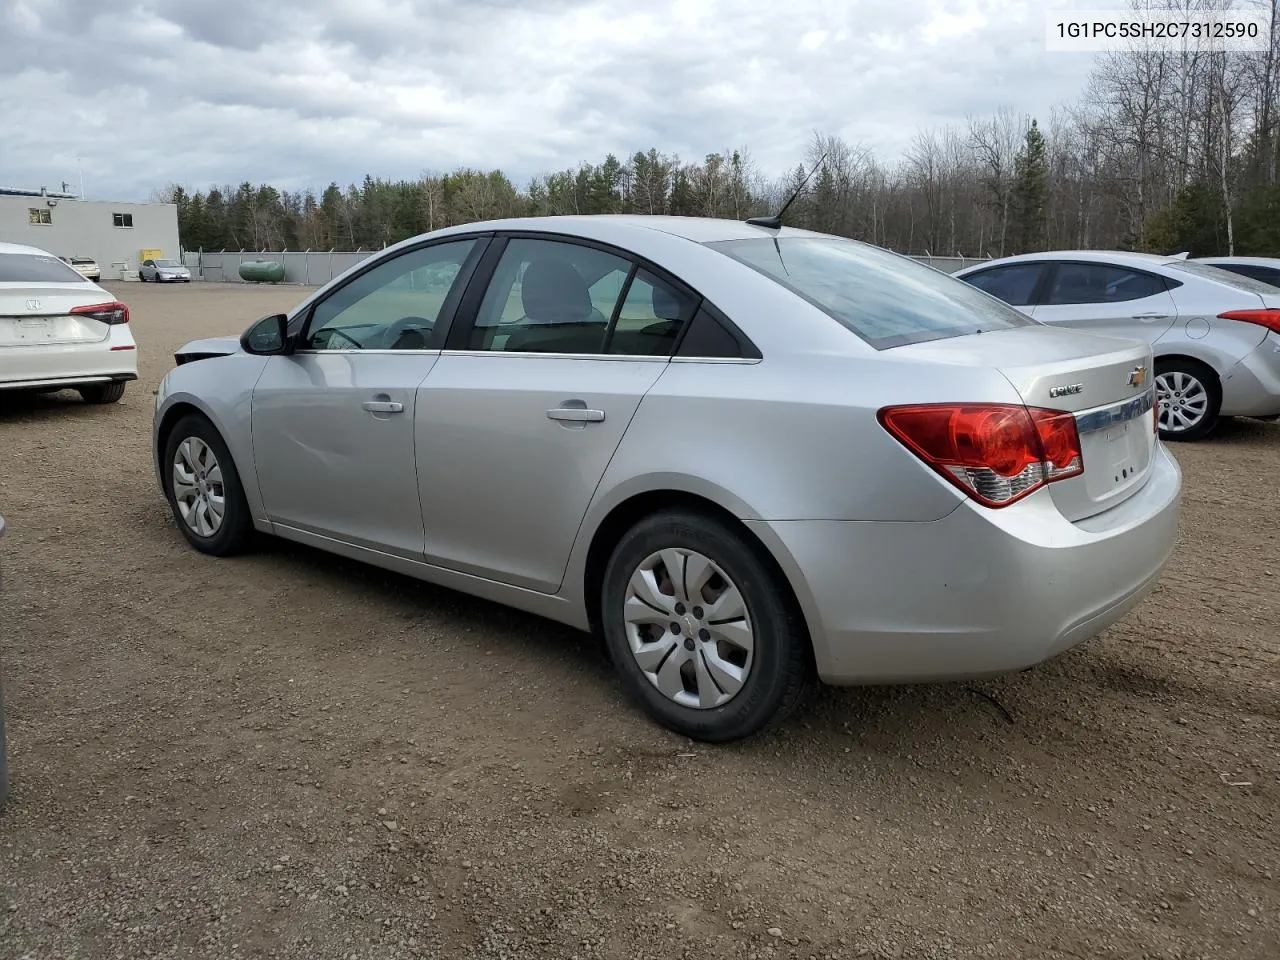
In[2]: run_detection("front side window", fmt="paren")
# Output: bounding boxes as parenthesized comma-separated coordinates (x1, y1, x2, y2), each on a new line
(305, 239, 477, 350)
(962, 263, 1046, 306)
(1044, 263, 1167, 305)
(468, 238, 633, 354)
(708, 236, 1036, 349)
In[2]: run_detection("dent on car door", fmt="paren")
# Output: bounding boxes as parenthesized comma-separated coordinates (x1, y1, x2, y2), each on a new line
(1032, 261, 1179, 342)
(249, 237, 486, 557)
(414, 235, 698, 593)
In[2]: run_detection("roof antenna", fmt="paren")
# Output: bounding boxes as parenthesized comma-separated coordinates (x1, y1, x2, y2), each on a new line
(746, 152, 828, 230)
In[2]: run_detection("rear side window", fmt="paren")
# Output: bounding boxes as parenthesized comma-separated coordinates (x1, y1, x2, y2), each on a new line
(0, 253, 89, 283)
(707, 237, 1035, 349)
(963, 263, 1046, 306)
(1044, 263, 1167, 305)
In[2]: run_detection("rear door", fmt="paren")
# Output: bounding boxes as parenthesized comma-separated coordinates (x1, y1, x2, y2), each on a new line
(250, 236, 487, 558)
(413, 234, 698, 593)
(1030, 260, 1179, 343)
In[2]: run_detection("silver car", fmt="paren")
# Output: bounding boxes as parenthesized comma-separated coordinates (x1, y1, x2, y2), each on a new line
(153, 216, 1181, 742)
(139, 258, 191, 283)
(954, 251, 1280, 440)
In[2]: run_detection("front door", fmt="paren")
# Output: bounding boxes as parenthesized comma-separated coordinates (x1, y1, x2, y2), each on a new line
(251, 237, 485, 558)
(414, 235, 698, 593)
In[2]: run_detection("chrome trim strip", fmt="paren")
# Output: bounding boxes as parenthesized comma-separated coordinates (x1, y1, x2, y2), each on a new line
(1074, 388, 1155, 435)
(289, 348, 757, 363)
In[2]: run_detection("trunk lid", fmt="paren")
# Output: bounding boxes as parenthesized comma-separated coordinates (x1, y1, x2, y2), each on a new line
(890, 326, 1157, 522)
(0, 284, 115, 347)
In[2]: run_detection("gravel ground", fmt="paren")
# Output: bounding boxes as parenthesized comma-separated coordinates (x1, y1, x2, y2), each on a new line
(1, 281, 1277, 960)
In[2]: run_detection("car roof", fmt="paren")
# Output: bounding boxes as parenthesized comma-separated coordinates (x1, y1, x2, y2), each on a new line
(956, 249, 1183, 274)
(1195, 255, 1280, 267)
(424, 214, 829, 246)
(0, 241, 57, 257)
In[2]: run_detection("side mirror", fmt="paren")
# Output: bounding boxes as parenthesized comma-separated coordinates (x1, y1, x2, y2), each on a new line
(240, 313, 291, 355)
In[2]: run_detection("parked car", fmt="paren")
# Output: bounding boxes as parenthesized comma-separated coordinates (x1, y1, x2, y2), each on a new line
(153, 216, 1181, 742)
(954, 251, 1280, 440)
(0, 241, 137, 403)
(58, 255, 101, 282)
(1193, 255, 1280, 289)
(139, 259, 191, 283)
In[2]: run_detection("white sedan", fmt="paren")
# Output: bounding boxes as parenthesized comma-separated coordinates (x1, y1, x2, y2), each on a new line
(0, 242, 137, 403)
(954, 250, 1280, 440)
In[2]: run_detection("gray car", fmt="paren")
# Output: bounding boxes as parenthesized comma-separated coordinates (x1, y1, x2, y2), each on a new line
(954, 251, 1280, 441)
(153, 216, 1181, 742)
(139, 258, 191, 283)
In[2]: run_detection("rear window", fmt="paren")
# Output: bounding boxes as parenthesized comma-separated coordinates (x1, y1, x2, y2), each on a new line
(707, 237, 1035, 349)
(0, 253, 90, 283)
(1170, 260, 1279, 296)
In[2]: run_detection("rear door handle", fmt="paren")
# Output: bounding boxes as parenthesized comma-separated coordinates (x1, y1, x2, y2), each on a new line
(547, 403, 605, 423)
(362, 399, 404, 413)
(1133, 313, 1171, 320)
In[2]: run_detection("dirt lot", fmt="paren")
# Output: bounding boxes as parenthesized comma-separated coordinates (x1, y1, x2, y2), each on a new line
(1, 281, 1277, 960)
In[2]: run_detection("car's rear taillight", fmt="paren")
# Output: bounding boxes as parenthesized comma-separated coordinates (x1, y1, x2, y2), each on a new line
(1218, 308, 1280, 334)
(878, 403, 1084, 508)
(70, 301, 129, 325)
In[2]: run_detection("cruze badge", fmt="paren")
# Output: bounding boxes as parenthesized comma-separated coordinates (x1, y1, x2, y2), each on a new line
(1048, 383, 1083, 398)
(1128, 366, 1147, 388)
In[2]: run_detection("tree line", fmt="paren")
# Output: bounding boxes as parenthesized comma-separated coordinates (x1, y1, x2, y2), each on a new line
(161, 1, 1280, 259)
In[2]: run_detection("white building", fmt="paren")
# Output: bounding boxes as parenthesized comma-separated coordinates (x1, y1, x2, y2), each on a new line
(0, 187, 180, 280)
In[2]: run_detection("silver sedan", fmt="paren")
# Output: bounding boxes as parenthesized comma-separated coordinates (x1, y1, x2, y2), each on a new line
(153, 216, 1181, 742)
(139, 259, 191, 283)
(954, 251, 1280, 440)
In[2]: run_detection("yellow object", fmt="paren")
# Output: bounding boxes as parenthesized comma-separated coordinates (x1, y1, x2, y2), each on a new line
(139, 248, 163, 262)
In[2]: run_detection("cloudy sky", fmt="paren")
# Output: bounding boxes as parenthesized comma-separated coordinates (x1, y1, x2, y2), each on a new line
(2, 0, 1117, 201)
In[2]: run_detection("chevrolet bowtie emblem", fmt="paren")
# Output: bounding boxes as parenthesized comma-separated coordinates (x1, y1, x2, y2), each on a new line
(1128, 366, 1147, 388)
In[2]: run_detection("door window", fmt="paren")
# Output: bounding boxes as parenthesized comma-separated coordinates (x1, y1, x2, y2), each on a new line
(305, 239, 478, 350)
(963, 263, 1046, 306)
(604, 269, 697, 356)
(1045, 263, 1167, 305)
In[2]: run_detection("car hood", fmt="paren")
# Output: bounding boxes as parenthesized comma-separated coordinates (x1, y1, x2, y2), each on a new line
(175, 334, 242, 361)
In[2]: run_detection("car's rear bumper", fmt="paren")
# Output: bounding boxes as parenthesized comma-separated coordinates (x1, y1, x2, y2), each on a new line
(0, 329, 138, 389)
(747, 443, 1182, 685)
(1221, 332, 1280, 417)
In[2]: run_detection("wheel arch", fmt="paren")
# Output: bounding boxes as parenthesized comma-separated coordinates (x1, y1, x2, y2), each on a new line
(154, 394, 265, 523)
(577, 487, 819, 676)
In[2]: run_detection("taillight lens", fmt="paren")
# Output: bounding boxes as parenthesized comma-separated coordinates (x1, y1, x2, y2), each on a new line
(1218, 308, 1280, 334)
(70, 301, 129, 325)
(878, 403, 1084, 508)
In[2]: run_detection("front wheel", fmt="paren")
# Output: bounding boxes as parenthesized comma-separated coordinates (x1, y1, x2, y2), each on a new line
(600, 509, 813, 743)
(162, 414, 253, 556)
(1155, 358, 1221, 442)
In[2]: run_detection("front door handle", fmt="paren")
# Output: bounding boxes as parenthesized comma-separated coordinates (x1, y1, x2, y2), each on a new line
(362, 399, 404, 414)
(547, 403, 605, 423)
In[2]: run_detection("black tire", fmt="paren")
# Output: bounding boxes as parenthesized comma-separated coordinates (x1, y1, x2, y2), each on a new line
(600, 509, 813, 743)
(1155, 357, 1221, 442)
(162, 414, 253, 556)
(79, 381, 126, 404)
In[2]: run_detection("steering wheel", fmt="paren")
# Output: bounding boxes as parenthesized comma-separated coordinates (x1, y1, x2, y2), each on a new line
(316, 327, 363, 349)
(384, 315, 435, 348)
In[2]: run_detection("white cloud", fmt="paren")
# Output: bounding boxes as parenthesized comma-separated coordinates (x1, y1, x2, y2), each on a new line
(0, 0, 1101, 200)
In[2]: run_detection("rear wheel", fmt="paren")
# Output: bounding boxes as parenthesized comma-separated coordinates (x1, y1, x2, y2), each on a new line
(600, 509, 813, 743)
(162, 414, 253, 556)
(79, 381, 126, 404)
(1155, 358, 1220, 442)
